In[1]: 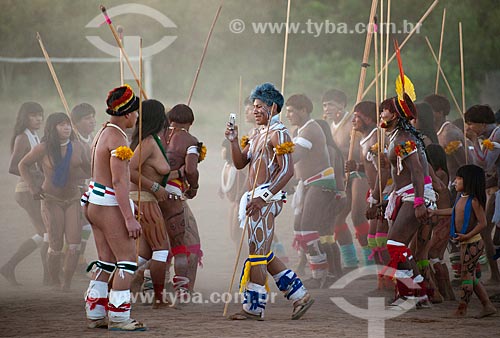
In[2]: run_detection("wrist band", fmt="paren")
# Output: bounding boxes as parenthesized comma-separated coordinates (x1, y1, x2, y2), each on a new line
(151, 182, 161, 193)
(414, 197, 425, 208)
(367, 196, 379, 206)
(261, 188, 274, 203)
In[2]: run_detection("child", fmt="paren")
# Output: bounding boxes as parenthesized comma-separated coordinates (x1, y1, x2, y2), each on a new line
(429, 164, 497, 318)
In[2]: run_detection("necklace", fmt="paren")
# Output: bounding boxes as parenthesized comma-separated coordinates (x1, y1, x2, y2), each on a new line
(106, 123, 128, 139)
(60, 140, 70, 147)
(461, 193, 469, 198)
(79, 133, 91, 143)
(169, 126, 188, 132)
(436, 121, 450, 136)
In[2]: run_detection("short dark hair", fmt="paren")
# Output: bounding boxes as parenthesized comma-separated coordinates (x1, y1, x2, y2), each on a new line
(464, 105, 495, 124)
(415, 102, 438, 143)
(495, 109, 500, 124)
(425, 143, 449, 178)
(71, 103, 95, 123)
(424, 94, 450, 116)
(380, 98, 397, 114)
(322, 89, 347, 106)
(286, 94, 313, 114)
(167, 104, 194, 124)
(353, 101, 377, 123)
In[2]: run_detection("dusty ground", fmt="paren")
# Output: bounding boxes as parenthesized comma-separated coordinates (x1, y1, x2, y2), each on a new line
(1, 118, 499, 338)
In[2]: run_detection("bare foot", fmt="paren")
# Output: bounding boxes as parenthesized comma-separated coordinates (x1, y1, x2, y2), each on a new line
(453, 303, 467, 317)
(0, 264, 21, 286)
(475, 304, 497, 318)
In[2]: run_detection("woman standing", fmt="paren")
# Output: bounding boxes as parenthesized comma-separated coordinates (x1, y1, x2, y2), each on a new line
(19, 112, 90, 290)
(1, 102, 47, 286)
(129, 99, 172, 307)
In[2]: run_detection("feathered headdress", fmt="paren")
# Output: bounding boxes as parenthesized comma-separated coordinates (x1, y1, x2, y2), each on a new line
(393, 39, 417, 120)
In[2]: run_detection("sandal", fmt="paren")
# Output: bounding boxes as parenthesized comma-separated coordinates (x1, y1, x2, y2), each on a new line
(108, 318, 147, 331)
(292, 294, 315, 320)
(87, 318, 108, 329)
(228, 310, 264, 321)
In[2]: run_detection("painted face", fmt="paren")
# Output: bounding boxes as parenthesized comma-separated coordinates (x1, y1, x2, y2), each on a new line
(76, 114, 96, 136)
(322, 100, 345, 123)
(27, 112, 43, 131)
(285, 105, 302, 126)
(253, 99, 271, 126)
(56, 120, 72, 140)
(380, 108, 397, 129)
(453, 176, 464, 192)
(244, 104, 255, 124)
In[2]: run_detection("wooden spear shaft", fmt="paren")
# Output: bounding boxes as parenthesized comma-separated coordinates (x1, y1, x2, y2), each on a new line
(435, 8, 446, 94)
(36, 32, 71, 117)
(345, 0, 378, 186)
(383, 0, 391, 100)
(117, 25, 125, 86)
(424, 37, 461, 116)
(459, 22, 468, 164)
(135, 38, 144, 261)
(380, 0, 384, 102)
(374, 23, 383, 203)
(100, 5, 148, 99)
(137, 38, 143, 223)
(280, 0, 292, 118)
(187, 2, 223, 106)
(360, 0, 439, 101)
(36, 32, 80, 140)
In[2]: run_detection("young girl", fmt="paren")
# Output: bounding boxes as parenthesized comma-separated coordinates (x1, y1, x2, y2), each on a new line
(19, 113, 90, 290)
(1, 102, 47, 285)
(430, 164, 496, 317)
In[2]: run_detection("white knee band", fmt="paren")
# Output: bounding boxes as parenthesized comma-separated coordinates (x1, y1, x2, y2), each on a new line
(152, 250, 169, 262)
(43, 233, 49, 242)
(394, 269, 413, 279)
(48, 247, 63, 255)
(137, 256, 148, 267)
(116, 261, 138, 279)
(32, 234, 43, 245)
(68, 243, 82, 253)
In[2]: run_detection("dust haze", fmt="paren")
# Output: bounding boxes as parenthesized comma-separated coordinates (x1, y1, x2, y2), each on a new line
(1, 1, 500, 337)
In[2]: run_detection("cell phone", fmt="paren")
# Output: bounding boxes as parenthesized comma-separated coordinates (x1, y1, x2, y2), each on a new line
(228, 113, 236, 129)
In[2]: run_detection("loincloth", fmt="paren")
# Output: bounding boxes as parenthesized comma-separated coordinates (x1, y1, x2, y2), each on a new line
(238, 183, 286, 228)
(384, 176, 437, 221)
(41, 191, 81, 209)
